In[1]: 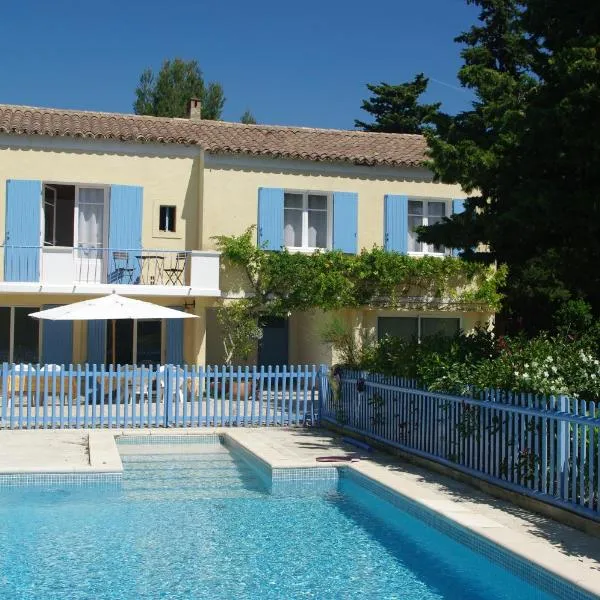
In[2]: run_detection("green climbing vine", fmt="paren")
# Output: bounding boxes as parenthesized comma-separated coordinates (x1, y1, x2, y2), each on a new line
(212, 226, 506, 362)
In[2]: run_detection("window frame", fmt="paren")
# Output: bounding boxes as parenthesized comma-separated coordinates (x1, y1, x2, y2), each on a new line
(407, 197, 451, 256)
(41, 182, 110, 250)
(377, 315, 462, 343)
(158, 205, 177, 233)
(0, 306, 42, 364)
(105, 319, 166, 365)
(283, 189, 333, 252)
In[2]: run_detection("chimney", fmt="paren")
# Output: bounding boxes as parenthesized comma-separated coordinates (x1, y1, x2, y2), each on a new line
(188, 98, 201, 122)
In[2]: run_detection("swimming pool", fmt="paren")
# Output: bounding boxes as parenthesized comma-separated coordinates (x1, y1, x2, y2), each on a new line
(0, 438, 589, 599)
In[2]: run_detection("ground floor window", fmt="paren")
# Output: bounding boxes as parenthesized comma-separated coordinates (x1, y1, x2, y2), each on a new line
(106, 319, 163, 366)
(378, 316, 460, 342)
(0, 306, 40, 363)
(137, 320, 162, 365)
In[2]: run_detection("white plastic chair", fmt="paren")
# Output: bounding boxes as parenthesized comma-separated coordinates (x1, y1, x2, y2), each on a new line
(40, 364, 63, 405)
(158, 365, 185, 403)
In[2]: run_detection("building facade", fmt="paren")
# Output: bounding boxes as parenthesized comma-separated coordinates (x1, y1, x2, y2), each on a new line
(0, 103, 492, 367)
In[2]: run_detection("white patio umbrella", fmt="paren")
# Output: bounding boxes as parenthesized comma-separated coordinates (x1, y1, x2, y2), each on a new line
(29, 293, 197, 365)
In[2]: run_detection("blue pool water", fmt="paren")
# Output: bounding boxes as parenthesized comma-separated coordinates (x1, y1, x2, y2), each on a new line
(0, 443, 562, 599)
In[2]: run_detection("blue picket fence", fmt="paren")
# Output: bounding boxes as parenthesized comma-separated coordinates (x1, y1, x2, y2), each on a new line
(0, 363, 327, 429)
(321, 369, 600, 521)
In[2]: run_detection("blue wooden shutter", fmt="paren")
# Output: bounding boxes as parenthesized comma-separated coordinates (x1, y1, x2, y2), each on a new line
(452, 199, 466, 257)
(332, 192, 358, 254)
(5, 180, 42, 281)
(166, 308, 184, 365)
(41, 306, 73, 365)
(384, 194, 408, 253)
(108, 185, 143, 283)
(257, 188, 284, 250)
(87, 320, 106, 365)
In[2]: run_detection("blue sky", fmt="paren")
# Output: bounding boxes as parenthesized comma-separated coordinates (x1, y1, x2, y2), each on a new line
(0, 0, 478, 129)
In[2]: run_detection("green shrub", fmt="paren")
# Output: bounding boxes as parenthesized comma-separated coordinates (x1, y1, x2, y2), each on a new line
(328, 324, 600, 400)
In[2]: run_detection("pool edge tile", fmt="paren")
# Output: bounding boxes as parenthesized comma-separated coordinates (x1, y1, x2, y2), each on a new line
(345, 464, 599, 600)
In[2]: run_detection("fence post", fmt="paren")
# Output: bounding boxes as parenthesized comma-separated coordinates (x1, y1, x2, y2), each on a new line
(163, 367, 171, 428)
(557, 394, 569, 499)
(317, 364, 328, 425)
(1, 363, 8, 427)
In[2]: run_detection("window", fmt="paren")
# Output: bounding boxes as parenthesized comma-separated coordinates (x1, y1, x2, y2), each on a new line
(137, 320, 162, 365)
(106, 319, 162, 365)
(421, 317, 460, 339)
(159, 205, 176, 233)
(43, 184, 75, 247)
(0, 307, 40, 363)
(378, 316, 460, 342)
(0, 308, 10, 362)
(378, 317, 418, 341)
(284, 192, 329, 250)
(14, 308, 40, 363)
(42, 184, 108, 250)
(408, 199, 447, 254)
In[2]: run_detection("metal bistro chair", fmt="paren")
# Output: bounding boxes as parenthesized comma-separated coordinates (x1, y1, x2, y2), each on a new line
(164, 252, 187, 285)
(112, 251, 136, 284)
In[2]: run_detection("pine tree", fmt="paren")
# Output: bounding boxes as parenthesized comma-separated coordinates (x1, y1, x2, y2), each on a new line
(240, 110, 257, 124)
(419, 0, 600, 331)
(133, 58, 225, 120)
(355, 74, 441, 134)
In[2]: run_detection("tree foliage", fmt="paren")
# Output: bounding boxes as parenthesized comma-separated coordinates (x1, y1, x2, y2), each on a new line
(240, 110, 257, 124)
(420, 0, 600, 332)
(133, 58, 225, 119)
(355, 74, 442, 134)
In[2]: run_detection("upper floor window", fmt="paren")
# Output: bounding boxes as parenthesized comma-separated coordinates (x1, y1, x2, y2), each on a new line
(159, 205, 176, 233)
(284, 191, 330, 250)
(42, 183, 107, 250)
(408, 199, 447, 254)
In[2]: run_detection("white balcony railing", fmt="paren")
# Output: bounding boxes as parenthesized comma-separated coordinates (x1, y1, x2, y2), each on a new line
(1, 246, 220, 296)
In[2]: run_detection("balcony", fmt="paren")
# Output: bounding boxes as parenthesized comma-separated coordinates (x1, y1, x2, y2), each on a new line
(0, 246, 221, 297)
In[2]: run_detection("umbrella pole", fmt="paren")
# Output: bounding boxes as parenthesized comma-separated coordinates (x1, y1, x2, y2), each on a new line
(112, 319, 116, 367)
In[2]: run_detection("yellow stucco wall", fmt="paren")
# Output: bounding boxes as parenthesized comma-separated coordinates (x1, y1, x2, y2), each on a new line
(0, 139, 466, 261)
(0, 139, 201, 254)
(0, 137, 492, 368)
(202, 160, 466, 251)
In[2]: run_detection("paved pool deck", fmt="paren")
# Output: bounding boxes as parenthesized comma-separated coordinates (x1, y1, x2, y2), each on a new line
(0, 427, 599, 597)
(0, 430, 122, 473)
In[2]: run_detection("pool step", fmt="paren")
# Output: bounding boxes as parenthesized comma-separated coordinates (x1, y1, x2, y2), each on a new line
(120, 449, 266, 500)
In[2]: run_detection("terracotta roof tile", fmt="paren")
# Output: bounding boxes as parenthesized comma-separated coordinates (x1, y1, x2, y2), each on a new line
(0, 104, 428, 167)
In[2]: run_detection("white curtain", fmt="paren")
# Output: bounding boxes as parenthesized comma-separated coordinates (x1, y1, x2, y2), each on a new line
(284, 210, 302, 247)
(78, 188, 104, 250)
(308, 210, 327, 248)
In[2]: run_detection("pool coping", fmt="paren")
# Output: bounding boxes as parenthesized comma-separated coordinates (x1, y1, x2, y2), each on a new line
(0, 430, 123, 476)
